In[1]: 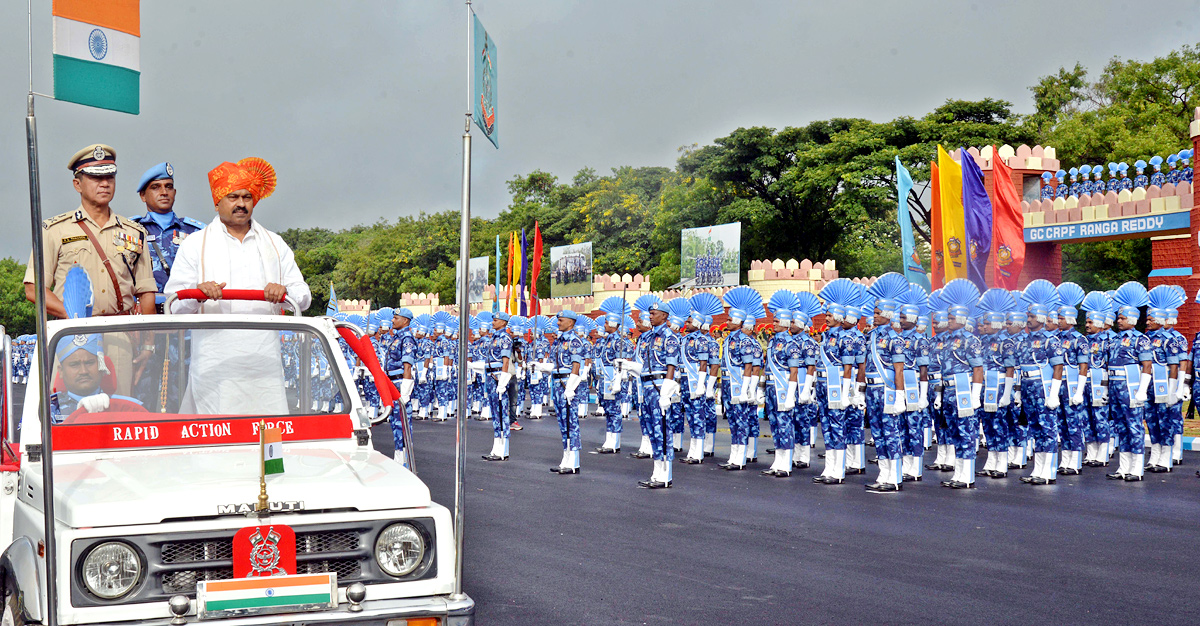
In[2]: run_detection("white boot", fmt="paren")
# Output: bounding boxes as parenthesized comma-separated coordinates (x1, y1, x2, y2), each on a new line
(704, 432, 715, 454)
(746, 437, 758, 461)
(778, 448, 793, 474)
(530, 403, 542, 418)
(874, 458, 889, 484)
(394, 449, 407, 467)
(621, 402, 630, 418)
(612, 432, 621, 450)
(661, 458, 673, 484)
(489, 437, 505, 458)
(924, 426, 932, 449)
(501, 436, 510, 458)
(727, 444, 746, 468)
(1148, 444, 1160, 470)
(1029, 451, 1044, 480)
(570, 448, 581, 470)
(558, 449, 571, 470)
(797, 444, 811, 466)
(481, 405, 491, 419)
(829, 449, 846, 480)
(672, 433, 683, 451)
(639, 436, 653, 456)
(687, 437, 704, 461)
(577, 403, 587, 418)
(1116, 450, 1131, 476)
(1173, 434, 1183, 464)
(1129, 452, 1144, 478)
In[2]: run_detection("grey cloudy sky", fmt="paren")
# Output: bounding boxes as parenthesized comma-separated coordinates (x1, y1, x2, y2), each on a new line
(1, 1, 1198, 259)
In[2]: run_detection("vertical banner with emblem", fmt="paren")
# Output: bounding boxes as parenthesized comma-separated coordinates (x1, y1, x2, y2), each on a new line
(472, 10, 498, 148)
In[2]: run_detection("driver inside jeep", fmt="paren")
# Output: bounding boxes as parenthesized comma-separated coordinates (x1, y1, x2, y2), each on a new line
(50, 334, 144, 423)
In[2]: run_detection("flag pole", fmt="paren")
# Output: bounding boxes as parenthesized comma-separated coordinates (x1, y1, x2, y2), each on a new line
(27, 0, 60, 621)
(450, 0, 473, 603)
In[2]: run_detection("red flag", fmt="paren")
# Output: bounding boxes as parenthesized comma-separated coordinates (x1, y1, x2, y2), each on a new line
(990, 148, 1025, 289)
(529, 222, 543, 314)
(930, 161, 945, 289)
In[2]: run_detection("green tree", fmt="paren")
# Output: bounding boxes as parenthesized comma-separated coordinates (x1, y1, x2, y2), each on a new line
(0, 259, 35, 336)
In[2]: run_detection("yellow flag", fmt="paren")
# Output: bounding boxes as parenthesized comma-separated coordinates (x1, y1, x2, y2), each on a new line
(936, 145, 967, 280)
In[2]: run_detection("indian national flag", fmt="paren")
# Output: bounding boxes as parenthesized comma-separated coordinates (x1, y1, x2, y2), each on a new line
(52, 0, 140, 115)
(199, 574, 336, 615)
(263, 426, 284, 475)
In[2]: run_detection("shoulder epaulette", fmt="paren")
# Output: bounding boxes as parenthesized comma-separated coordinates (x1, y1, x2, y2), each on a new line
(42, 212, 74, 229)
(182, 216, 207, 230)
(124, 219, 148, 234)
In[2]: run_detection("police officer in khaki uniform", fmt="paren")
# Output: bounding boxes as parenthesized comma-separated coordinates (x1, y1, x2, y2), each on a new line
(23, 144, 157, 395)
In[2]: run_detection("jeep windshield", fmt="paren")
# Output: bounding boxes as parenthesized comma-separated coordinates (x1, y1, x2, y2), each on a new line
(43, 322, 354, 449)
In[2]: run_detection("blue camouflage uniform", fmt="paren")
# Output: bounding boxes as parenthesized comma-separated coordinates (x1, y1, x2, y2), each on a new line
(725, 329, 761, 448)
(415, 335, 436, 414)
(839, 326, 866, 458)
(486, 329, 514, 439)
(679, 330, 711, 442)
(981, 331, 1016, 457)
(763, 330, 799, 453)
(790, 330, 819, 454)
(597, 331, 626, 434)
(1057, 326, 1089, 460)
(898, 327, 929, 463)
(1084, 327, 1113, 455)
(529, 335, 551, 413)
(638, 322, 682, 461)
(550, 328, 587, 452)
(939, 329, 984, 460)
(1016, 328, 1064, 454)
(130, 211, 205, 307)
(1144, 328, 1177, 452)
(386, 326, 418, 452)
(1107, 329, 1151, 456)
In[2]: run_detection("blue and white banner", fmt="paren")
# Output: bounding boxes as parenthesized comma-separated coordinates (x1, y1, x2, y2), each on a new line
(472, 10, 498, 148)
(1024, 212, 1188, 243)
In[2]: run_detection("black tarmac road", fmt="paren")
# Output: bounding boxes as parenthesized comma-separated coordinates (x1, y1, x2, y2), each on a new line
(374, 413, 1200, 626)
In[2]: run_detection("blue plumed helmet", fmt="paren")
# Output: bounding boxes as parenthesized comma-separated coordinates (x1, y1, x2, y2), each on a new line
(666, 297, 693, 329)
(346, 313, 367, 333)
(415, 313, 434, 334)
(819, 279, 861, 323)
(510, 315, 529, 334)
(1147, 284, 1184, 322)
(475, 311, 493, 329)
(1081, 291, 1113, 325)
(432, 310, 455, 333)
(724, 286, 765, 325)
(942, 278, 981, 323)
(1167, 285, 1185, 324)
(1069, 166, 1079, 179)
(1041, 171, 1052, 181)
(1134, 159, 1147, 172)
(1056, 281, 1085, 322)
(1119, 162, 1129, 174)
(768, 290, 800, 325)
(1168, 153, 1180, 166)
(978, 288, 1016, 328)
(689, 292, 723, 329)
(1149, 155, 1163, 171)
(793, 291, 824, 328)
(1105, 290, 1117, 325)
(622, 315, 636, 333)
(573, 314, 596, 337)
(867, 272, 909, 319)
(895, 283, 928, 322)
(1110, 281, 1149, 322)
(1182, 149, 1193, 165)
(1108, 162, 1120, 175)
(1079, 164, 1092, 177)
(1056, 169, 1067, 181)
(1020, 279, 1061, 322)
(599, 295, 632, 327)
(632, 294, 663, 327)
(62, 265, 94, 319)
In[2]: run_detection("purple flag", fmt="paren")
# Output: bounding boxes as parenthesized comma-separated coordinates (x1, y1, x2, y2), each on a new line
(519, 228, 528, 316)
(960, 149, 993, 291)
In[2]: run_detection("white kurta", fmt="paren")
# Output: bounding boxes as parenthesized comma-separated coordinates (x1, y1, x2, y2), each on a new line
(165, 218, 313, 415)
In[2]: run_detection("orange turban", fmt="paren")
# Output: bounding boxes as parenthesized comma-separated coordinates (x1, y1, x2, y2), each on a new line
(208, 157, 277, 205)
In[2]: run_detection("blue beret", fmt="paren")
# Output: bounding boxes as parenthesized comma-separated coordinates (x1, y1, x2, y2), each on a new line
(137, 162, 174, 193)
(495, 312, 511, 323)
(394, 308, 413, 320)
(557, 310, 578, 321)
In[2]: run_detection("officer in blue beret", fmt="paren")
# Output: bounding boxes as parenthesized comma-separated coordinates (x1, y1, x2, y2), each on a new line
(130, 162, 206, 313)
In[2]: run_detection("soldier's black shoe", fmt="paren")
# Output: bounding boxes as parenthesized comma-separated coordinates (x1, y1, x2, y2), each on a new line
(1030, 477, 1055, 485)
(792, 461, 810, 469)
(816, 476, 844, 484)
(1008, 462, 1026, 469)
(924, 462, 946, 471)
(1148, 465, 1169, 473)
(1105, 472, 1126, 480)
(637, 480, 671, 489)
(745, 457, 758, 464)
(865, 482, 900, 493)
(845, 467, 866, 475)
(1057, 468, 1081, 476)
(811, 475, 826, 484)
(766, 448, 776, 454)
(773, 470, 791, 478)
(1123, 474, 1144, 481)
(948, 481, 976, 489)
(482, 454, 508, 461)
(1020, 476, 1035, 483)
(940, 480, 954, 487)
(721, 463, 745, 471)
(1195, 470, 1200, 477)
(629, 451, 651, 459)
(681, 457, 702, 464)
(704, 451, 715, 457)
(975, 469, 991, 477)
(902, 474, 921, 482)
(988, 471, 1008, 479)
(867, 458, 879, 465)
(595, 447, 619, 454)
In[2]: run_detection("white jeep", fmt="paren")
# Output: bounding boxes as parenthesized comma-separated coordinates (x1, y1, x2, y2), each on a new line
(0, 305, 473, 625)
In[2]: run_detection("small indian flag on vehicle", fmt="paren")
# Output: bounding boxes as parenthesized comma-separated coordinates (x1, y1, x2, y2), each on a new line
(263, 425, 284, 475)
(52, 0, 140, 114)
(198, 573, 336, 617)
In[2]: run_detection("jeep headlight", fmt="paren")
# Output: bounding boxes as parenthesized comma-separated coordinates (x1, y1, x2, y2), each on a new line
(374, 523, 424, 577)
(82, 542, 142, 599)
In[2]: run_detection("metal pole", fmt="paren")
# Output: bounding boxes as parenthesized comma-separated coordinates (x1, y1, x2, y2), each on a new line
(27, 93, 59, 626)
(450, 0, 473, 601)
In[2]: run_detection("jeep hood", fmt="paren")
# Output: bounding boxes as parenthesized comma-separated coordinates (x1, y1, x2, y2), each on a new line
(30, 445, 430, 527)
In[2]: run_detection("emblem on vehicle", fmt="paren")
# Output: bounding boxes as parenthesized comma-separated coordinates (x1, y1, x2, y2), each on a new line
(233, 524, 297, 578)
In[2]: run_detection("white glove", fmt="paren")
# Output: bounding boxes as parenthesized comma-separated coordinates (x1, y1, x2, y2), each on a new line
(354, 365, 369, 379)
(659, 379, 680, 411)
(613, 358, 627, 370)
(999, 376, 1013, 407)
(690, 373, 706, 399)
(705, 375, 717, 399)
(1134, 373, 1151, 407)
(853, 391, 866, 410)
(891, 391, 906, 414)
(418, 368, 428, 384)
(738, 376, 755, 404)
(918, 381, 929, 410)
(497, 371, 512, 393)
(782, 381, 798, 412)
(933, 391, 942, 410)
(1046, 378, 1062, 410)
(622, 360, 644, 375)
(970, 382, 983, 410)
(467, 360, 484, 373)
(840, 378, 853, 405)
(1013, 388, 1021, 407)
(1070, 381, 1085, 406)
(607, 376, 621, 396)
(755, 384, 766, 405)
(399, 378, 414, 403)
(1179, 374, 1192, 403)
(565, 373, 582, 402)
(799, 376, 815, 404)
(78, 392, 110, 413)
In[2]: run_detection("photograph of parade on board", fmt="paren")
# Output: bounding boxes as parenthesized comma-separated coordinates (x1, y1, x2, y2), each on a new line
(1, 1, 1200, 625)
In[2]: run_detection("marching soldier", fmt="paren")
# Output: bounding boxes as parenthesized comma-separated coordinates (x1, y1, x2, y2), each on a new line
(1143, 286, 1185, 473)
(549, 310, 586, 474)
(763, 292, 801, 477)
(976, 289, 1018, 479)
(1016, 280, 1065, 486)
(1054, 284, 1088, 475)
(1081, 292, 1114, 467)
(719, 287, 764, 471)
(632, 301, 682, 488)
(1105, 282, 1153, 481)
(938, 279, 984, 489)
